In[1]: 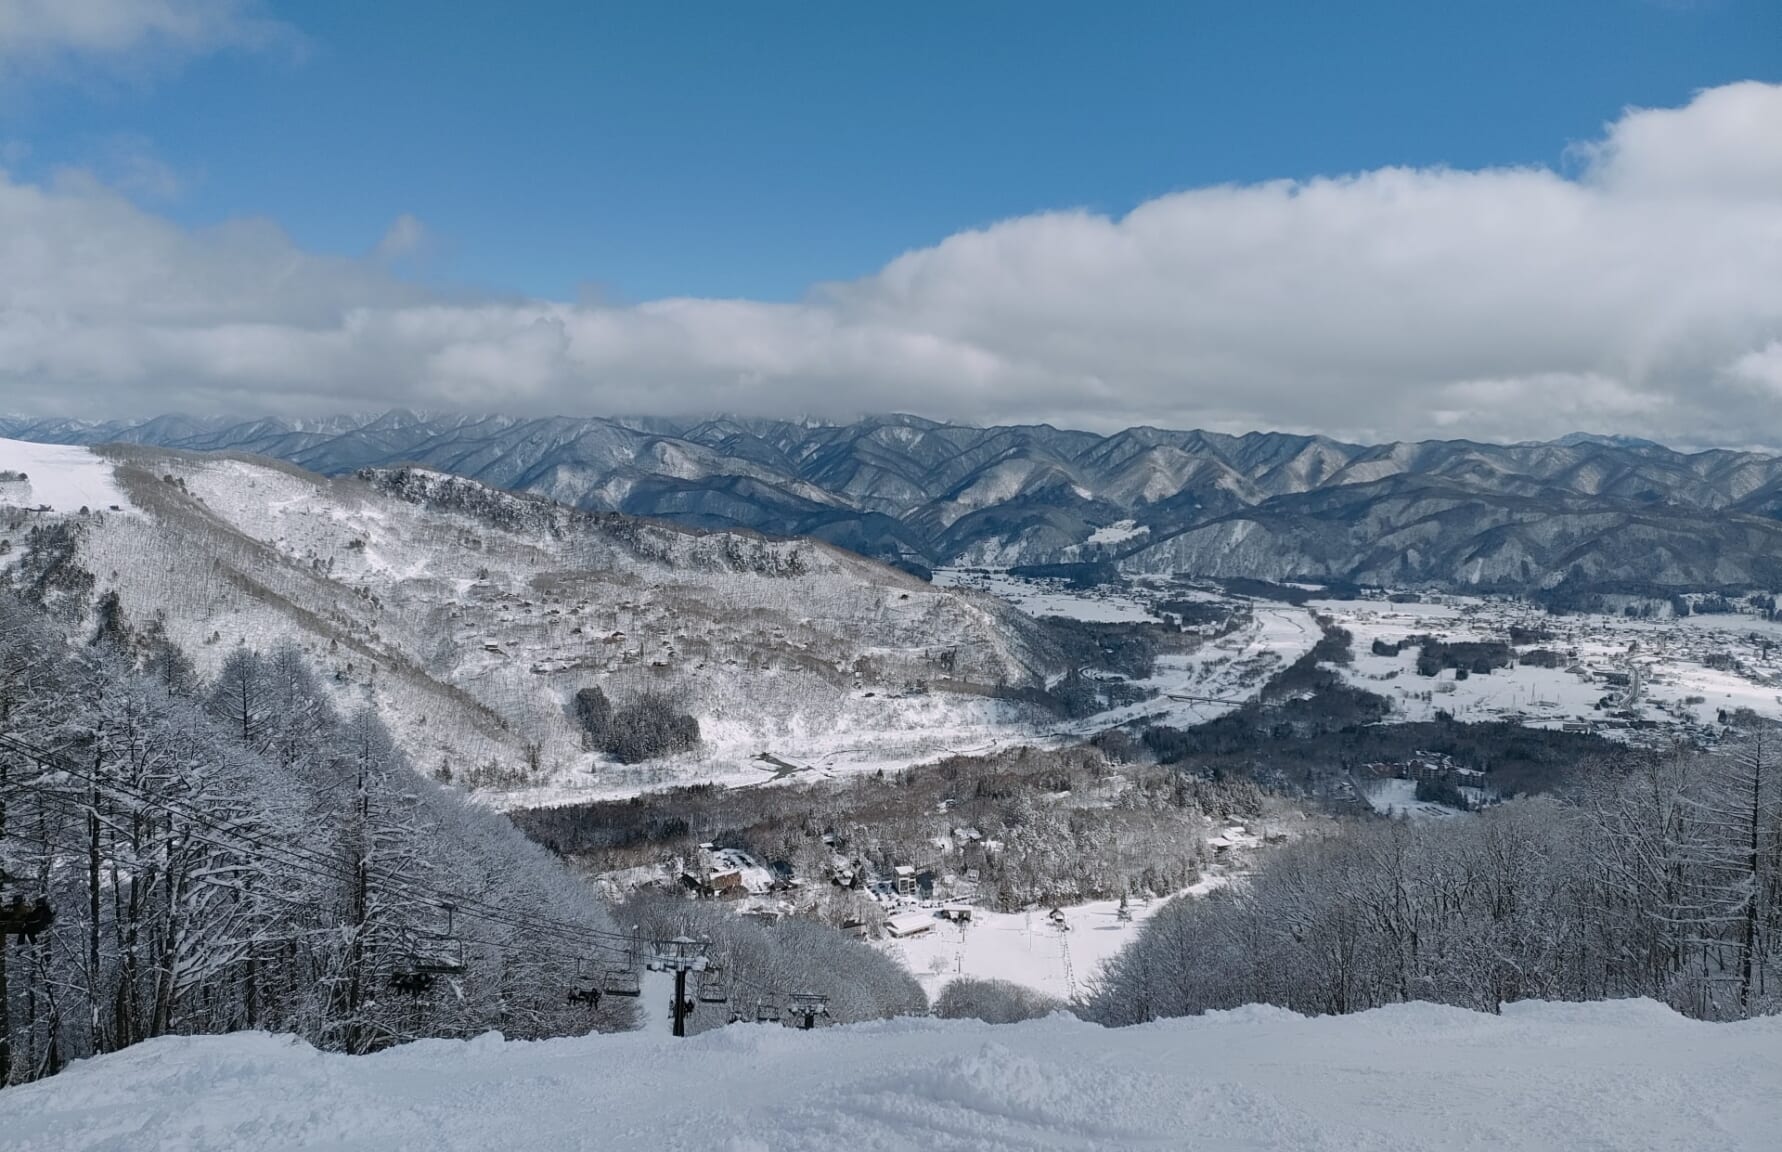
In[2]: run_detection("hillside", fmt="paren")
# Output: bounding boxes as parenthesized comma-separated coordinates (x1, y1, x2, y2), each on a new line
(8, 412, 1782, 588)
(3, 999, 1776, 1151)
(0, 439, 1063, 804)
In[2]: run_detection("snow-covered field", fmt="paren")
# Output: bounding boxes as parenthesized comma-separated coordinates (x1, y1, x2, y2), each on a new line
(881, 879, 1228, 1002)
(934, 567, 1161, 623)
(5, 999, 1776, 1151)
(0, 438, 133, 514)
(1363, 777, 1463, 820)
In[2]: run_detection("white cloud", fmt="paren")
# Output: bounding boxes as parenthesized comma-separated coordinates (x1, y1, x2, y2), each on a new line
(373, 213, 428, 261)
(0, 0, 295, 77)
(0, 82, 1779, 446)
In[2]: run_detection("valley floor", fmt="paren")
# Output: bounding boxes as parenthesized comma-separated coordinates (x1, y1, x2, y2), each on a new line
(3, 999, 1775, 1151)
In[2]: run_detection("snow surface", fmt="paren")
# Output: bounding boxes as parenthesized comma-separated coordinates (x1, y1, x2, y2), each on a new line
(1362, 777, 1462, 820)
(881, 880, 1228, 1002)
(934, 568, 1162, 624)
(1083, 519, 1149, 547)
(0, 438, 132, 514)
(4, 1000, 1777, 1151)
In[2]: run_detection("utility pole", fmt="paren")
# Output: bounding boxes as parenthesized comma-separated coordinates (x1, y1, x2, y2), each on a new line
(648, 936, 710, 1038)
(1054, 915, 1076, 1000)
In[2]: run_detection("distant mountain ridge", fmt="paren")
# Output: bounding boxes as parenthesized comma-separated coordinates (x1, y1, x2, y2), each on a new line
(6, 411, 1782, 590)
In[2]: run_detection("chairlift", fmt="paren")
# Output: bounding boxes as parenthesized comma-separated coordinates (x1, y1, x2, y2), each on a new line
(390, 970, 437, 994)
(0, 894, 54, 939)
(602, 967, 642, 998)
(697, 965, 729, 1004)
(390, 905, 467, 991)
(567, 958, 604, 1005)
(788, 991, 830, 1029)
(409, 937, 467, 976)
(754, 1000, 780, 1024)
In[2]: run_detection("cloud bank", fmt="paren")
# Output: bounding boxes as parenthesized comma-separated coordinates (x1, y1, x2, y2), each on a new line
(2, 81, 1780, 445)
(0, 0, 293, 77)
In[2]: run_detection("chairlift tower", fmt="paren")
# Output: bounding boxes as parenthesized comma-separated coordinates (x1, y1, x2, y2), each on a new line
(647, 935, 711, 1037)
(787, 992, 830, 1030)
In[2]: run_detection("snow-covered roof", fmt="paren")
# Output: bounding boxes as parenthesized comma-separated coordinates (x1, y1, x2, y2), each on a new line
(884, 911, 936, 937)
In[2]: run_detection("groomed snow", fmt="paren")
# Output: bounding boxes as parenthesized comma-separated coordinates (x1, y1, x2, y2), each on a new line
(0, 439, 131, 514)
(4, 1000, 1776, 1151)
(882, 882, 1226, 1002)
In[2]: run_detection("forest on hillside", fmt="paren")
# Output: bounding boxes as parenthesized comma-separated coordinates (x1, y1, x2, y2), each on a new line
(0, 589, 920, 1086)
(1085, 727, 1782, 1024)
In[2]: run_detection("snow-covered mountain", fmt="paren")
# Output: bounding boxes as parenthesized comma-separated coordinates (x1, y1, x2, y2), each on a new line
(3, 999, 1776, 1151)
(8, 412, 1782, 588)
(0, 439, 1064, 805)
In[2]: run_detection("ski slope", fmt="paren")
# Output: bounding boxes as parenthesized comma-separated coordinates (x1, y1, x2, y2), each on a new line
(4, 999, 1776, 1151)
(882, 881, 1227, 1002)
(0, 439, 132, 514)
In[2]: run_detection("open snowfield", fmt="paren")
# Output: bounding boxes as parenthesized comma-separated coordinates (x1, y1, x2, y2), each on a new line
(934, 567, 1162, 624)
(4, 999, 1776, 1152)
(0, 438, 132, 514)
(882, 881, 1227, 1002)
(1363, 777, 1463, 820)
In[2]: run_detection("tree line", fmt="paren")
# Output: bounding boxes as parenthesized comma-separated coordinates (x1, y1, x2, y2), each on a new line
(0, 593, 635, 1085)
(1083, 728, 1782, 1025)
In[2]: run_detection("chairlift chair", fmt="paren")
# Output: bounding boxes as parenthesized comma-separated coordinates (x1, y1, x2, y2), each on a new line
(567, 958, 604, 1005)
(754, 1000, 780, 1024)
(409, 937, 467, 977)
(788, 992, 831, 1028)
(602, 967, 642, 998)
(697, 965, 729, 1004)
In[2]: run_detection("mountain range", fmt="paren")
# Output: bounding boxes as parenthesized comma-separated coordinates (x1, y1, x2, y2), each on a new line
(7, 412, 1782, 590)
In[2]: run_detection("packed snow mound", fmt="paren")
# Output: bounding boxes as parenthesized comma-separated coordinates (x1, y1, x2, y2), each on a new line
(0, 438, 131, 514)
(4, 999, 1777, 1151)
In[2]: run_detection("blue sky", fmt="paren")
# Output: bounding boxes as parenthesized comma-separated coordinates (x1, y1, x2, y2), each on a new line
(7, 1, 1778, 303)
(0, 1, 1779, 445)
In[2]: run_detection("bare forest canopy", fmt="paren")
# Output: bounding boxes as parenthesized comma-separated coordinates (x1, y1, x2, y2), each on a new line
(0, 589, 923, 1088)
(1083, 726, 1782, 1023)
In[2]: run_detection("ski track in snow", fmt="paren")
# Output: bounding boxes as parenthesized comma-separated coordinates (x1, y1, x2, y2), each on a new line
(3, 1000, 1776, 1151)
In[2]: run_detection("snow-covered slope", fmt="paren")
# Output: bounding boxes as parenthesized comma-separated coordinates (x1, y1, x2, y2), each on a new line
(0, 437, 133, 514)
(1, 445, 1064, 806)
(3, 999, 1775, 1151)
